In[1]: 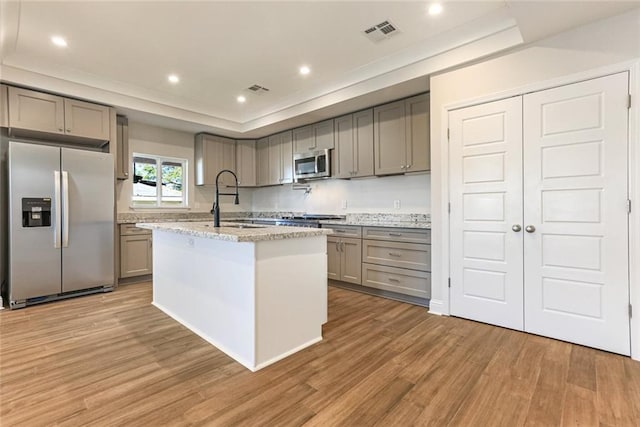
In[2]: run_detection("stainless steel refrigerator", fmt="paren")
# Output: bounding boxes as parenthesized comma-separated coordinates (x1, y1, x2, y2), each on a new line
(8, 141, 114, 308)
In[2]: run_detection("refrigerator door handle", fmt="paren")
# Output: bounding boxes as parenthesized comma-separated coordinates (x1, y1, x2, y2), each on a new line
(54, 170, 62, 248)
(62, 171, 69, 248)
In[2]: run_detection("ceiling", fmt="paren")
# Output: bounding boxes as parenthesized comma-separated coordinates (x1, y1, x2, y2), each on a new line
(1, 1, 638, 138)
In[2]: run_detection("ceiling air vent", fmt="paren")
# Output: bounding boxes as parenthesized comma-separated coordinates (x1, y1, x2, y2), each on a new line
(246, 84, 270, 95)
(363, 20, 400, 43)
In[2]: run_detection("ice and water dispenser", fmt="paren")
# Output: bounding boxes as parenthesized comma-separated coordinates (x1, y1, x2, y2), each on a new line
(22, 198, 52, 227)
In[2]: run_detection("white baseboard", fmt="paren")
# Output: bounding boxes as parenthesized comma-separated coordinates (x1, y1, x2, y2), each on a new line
(428, 299, 446, 316)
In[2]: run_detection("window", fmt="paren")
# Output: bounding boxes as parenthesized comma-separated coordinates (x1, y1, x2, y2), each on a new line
(132, 154, 187, 207)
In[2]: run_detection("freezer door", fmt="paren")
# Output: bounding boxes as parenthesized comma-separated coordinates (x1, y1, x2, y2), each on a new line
(8, 142, 62, 301)
(61, 148, 114, 292)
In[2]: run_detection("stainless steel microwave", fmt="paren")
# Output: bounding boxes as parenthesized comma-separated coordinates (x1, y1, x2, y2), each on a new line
(293, 149, 331, 182)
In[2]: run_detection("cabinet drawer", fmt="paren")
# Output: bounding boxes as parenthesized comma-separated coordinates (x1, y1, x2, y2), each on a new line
(362, 240, 430, 272)
(362, 226, 430, 244)
(362, 263, 430, 299)
(120, 224, 152, 236)
(323, 225, 362, 238)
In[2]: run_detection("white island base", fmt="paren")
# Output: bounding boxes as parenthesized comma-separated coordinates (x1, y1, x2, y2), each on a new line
(149, 227, 328, 371)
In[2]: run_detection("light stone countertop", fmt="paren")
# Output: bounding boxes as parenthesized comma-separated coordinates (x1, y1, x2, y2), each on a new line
(136, 221, 332, 243)
(319, 219, 431, 229)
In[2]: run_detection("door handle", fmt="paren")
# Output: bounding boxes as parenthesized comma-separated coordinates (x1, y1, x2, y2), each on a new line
(512, 224, 522, 232)
(54, 171, 62, 248)
(62, 171, 69, 247)
(525, 225, 536, 233)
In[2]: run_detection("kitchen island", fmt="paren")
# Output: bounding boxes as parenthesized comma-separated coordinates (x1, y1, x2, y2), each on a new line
(136, 221, 332, 371)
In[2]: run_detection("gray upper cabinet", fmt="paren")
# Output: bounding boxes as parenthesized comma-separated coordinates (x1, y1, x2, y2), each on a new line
(256, 137, 270, 186)
(194, 134, 236, 187)
(0, 84, 8, 128)
(8, 87, 65, 135)
(63, 98, 111, 140)
(373, 93, 429, 176)
(8, 86, 110, 141)
(116, 115, 130, 180)
(267, 130, 293, 185)
(334, 109, 374, 179)
(374, 99, 406, 175)
(404, 93, 430, 172)
(236, 139, 257, 187)
(292, 119, 334, 154)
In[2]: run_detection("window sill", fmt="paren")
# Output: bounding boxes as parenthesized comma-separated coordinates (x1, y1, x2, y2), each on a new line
(129, 206, 191, 211)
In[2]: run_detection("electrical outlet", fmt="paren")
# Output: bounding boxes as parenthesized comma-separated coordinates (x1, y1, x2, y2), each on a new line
(342, 200, 348, 209)
(394, 200, 401, 209)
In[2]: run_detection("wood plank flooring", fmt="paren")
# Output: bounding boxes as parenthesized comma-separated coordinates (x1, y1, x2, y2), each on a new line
(1, 282, 639, 426)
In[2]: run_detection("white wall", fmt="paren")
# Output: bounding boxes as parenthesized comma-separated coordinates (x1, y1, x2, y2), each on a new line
(429, 9, 640, 356)
(116, 122, 253, 213)
(253, 173, 430, 214)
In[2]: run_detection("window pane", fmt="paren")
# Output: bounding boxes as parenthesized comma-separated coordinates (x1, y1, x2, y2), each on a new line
(133, 157, 157, 205)
(161, 161, 183, 205)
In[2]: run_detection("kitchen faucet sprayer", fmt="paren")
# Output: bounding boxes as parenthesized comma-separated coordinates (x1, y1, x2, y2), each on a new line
(212, 169, 239, 227)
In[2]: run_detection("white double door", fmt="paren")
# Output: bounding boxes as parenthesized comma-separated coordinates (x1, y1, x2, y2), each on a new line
(449, 73, 630, 355)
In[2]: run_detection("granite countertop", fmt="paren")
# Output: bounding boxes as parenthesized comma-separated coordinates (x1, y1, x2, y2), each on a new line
(136, 221, 332, 243)
(320, 219, 431, 229)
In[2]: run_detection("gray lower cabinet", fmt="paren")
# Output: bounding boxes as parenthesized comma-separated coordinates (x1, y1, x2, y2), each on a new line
(326, 224, 431, 300)
(119, 225, 152, 278)
(327, 236, 362, 285)
(361, 226, 431, 299)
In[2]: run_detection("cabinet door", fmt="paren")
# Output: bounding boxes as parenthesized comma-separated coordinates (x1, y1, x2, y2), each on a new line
(279, 130, 293, 184)
(196, 135, 236, 186)
(293, 125, 314, 154)
(8, 86, 64, 134)
(236, 140, 256, 187)
(256, 137, 270, 186)
(334, 114, 354, 178)
(0, 84, 8, 128)
(340, 237, 362, 285)
(268, 134, 282, 185)
(314, 119, 334, 150)
(353, 109, 374, 177)
(120, 234, 152, 278)
(327, 237, 341, 281)
(64, 98, 110, 140)
(404, 94, 429, 172)
(374, 100, 406, 175)
(116, 116, 129, 180)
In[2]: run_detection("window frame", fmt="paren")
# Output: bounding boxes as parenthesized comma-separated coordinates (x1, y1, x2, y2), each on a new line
(131, 153, 188, 208)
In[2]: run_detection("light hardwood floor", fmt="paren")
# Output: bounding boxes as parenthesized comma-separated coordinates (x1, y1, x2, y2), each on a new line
(1, 282, 639, 426)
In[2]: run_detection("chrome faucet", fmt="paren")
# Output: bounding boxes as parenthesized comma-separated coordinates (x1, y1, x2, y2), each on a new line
(211, 169, 239, 227)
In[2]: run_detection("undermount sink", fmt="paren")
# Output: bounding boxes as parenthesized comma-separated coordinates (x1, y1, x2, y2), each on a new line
(224, 224, 267, 229)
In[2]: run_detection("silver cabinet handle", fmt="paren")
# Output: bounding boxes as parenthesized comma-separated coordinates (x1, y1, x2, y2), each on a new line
(66, 128, 71, 132)
(388, 277, 400, 283)
(58, 127, 63, 132)
(388, 252, 402, 257)
(406, 164, 411, 169)
(334, 229, 345, 233)
(512, 224, 522, 232)
(336, 241, 340, 252)
(400, 165, 406, 170)
(525, 225, 536, 233)
(389, 233, 402, 237)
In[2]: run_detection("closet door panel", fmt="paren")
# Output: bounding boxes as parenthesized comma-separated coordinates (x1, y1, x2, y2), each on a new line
(449, 97, 524, 330)
(523, 72, 630, 355)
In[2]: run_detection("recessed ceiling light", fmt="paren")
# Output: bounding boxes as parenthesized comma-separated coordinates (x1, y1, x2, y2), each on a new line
(299, 65, 311, 75)
(428, 3, 443, 15)
(237, 95, 246, 103)
(51, 36, 67, 47)
(168, 74, 180, 84)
